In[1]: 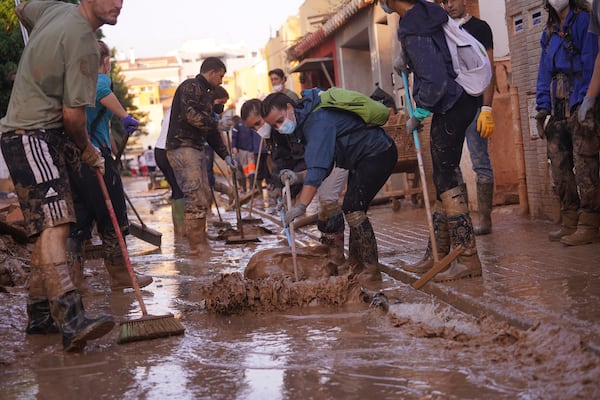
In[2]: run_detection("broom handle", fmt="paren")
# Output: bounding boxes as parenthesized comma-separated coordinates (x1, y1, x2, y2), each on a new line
(123, 190, 145, 227)
(96, 168, 148, 315)
(401, 71, 439, 263)
(285, 179, 299, 281)
(248, 137, 264, 216)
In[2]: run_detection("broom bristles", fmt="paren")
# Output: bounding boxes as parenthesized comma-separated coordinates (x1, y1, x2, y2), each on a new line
(117, 314, 185, 344)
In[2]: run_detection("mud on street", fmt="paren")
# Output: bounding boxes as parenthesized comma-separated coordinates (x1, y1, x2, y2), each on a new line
(1, 177, 600, 399)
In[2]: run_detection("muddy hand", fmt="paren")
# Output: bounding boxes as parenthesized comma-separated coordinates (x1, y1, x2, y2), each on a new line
(284, 203, 306, 227)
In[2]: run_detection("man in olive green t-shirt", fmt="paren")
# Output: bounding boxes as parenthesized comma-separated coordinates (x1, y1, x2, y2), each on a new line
(0, 0, 124, 352)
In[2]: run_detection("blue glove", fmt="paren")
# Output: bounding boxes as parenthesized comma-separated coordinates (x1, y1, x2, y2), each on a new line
(406, 107, 430, 133)
(413, 107, 431, 120)
(280, 169, 302, 186)
(121, 115, 139, 135)
(284, 203, 307, 227)
(225, 155, 237, 170)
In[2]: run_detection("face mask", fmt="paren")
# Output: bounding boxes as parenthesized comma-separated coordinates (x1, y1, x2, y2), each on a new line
(548, 0, 569, 12)
(213, 103, 225, 115)
(256, 123, 272, 139)
(278, 118, 296, 134)
(273, 84, 283, 92)
(380, 1, 394, 14)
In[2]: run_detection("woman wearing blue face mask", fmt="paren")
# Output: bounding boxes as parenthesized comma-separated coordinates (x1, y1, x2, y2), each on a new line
(261, 91, 397, 286)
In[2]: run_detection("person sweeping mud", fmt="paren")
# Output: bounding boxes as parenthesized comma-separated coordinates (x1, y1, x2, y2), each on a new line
(0, 0, 124, 351)
(242, 99, 348, 266)
(382, 0, 482, 281)
(67, 39, 153, 295)
(166, 57, 237, 255)
(261, 91, 397, 285)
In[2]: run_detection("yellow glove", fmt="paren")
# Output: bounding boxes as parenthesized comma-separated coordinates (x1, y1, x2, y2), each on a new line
(476, 106, 495, 139)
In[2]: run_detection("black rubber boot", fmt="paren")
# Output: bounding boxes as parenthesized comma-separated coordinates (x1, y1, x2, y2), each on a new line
(347, 213, 381, 284)
(26, 300, 59, 335)
(474, 182, 494, 235)
(404, 201, 450, 274)
(49, 290, 115, 352)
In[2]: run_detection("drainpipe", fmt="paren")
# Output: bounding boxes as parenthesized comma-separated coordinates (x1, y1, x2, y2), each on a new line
(510, 86, 529, 216)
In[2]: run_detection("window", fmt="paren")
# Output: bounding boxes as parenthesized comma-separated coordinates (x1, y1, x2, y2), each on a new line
(531, 9, 543, 27)
(514, 14, 524, 34)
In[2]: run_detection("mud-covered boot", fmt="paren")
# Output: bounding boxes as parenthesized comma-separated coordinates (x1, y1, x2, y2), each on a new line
(66, 238, 103, 296)
(42, 262, 114, 352)
(474, 182, 494, 235)
(549, 210, 578, 242)
(26, 300, 60, 334)
(435, 186, 482, 282)
(346, 211, 382, 285)
(105, 262, 153, 290)
(560, 212, 600, 246)
(172, 198, 185, 236)
(404, 201, 449, 274)
(185, 217, 210, 256)
(26, 265, 59, 334)
(320, 232, 346, 266)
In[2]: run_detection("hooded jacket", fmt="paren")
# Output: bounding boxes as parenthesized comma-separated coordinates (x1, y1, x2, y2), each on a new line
(397, 0, 463, 113)
(166, 74, 229, 160)
(536, 9, 598, 113)
(293, 89, 393, 187)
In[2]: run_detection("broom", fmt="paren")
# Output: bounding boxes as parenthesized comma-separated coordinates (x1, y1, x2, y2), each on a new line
(95, 169, 184, 343)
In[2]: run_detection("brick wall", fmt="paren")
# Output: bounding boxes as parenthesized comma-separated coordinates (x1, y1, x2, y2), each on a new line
(505, 0, 559, 221)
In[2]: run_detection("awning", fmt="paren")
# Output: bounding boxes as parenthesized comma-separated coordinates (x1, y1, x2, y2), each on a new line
(289, 57, 334, 87)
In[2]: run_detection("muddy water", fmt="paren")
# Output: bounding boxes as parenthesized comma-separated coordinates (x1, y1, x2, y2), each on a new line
(1, 177, 599, 399)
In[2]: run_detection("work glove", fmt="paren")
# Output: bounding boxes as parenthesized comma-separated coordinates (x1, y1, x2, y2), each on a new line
(406, 107, 430, 133)
(534, 109, 550, 139)
(225, 155, 238, 171)
(393, 52, 408, 75)
(477, 106, 495, 139)
(80, 142, 105, 175)
(577, 96, 595, 123)
(284, 203, 307, 227)
(280, 169, 302, 186)
(121, 115, 139, 135)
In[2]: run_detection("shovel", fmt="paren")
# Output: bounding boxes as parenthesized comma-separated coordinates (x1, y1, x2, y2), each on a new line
(123, 191, 162, 247)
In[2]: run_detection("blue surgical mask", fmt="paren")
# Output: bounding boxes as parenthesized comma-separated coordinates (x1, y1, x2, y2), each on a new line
(278, 118, 296, 134)
(380, 1, 393, 14)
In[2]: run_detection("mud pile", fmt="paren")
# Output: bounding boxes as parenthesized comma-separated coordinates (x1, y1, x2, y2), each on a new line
(0, 235, 30, 288)
(203, 272, 363, 314)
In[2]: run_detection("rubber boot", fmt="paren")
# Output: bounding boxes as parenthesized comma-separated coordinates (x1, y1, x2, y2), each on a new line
(548, 210, 578, 241)
(26, 267, 58, 334)
(41, 262, 114, 352)
(172, 198, 185, 236)
(560, 212, 600, 246)
(435, 186, 482, 282)
(185, 217, 210, 255)
(66, 238, 103, 296)
(474, 182, 494, 235)
(337, 228, 360, 275)
(105, 262, 153, 290)
(346, 211, 381, 284)
(404, 201, 450, 274)
(320, 232, 346, 266)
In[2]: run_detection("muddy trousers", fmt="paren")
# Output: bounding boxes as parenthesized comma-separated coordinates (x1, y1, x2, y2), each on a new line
(545, 117, 581, 240)
(562, 107, 600, 245)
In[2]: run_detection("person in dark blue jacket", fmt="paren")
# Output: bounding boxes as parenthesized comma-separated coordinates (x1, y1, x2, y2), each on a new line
(231, 117, 256, 192)
(382, 0, 480, 282)
(261, 90, 397, 285)
(535, 0, 599, 246)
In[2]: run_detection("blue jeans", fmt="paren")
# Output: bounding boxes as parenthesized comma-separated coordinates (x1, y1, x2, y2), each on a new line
(465, 108, 494, 184)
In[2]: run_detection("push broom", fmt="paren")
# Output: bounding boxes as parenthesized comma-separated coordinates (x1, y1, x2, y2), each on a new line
(95, 169, 184, 343)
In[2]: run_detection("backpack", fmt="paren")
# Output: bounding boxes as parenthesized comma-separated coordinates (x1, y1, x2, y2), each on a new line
(443, 16, 492, 96)
(312, 87, 390, 126)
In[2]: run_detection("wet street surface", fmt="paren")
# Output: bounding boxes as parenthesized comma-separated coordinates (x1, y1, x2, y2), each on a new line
(1, 176, 600, 399)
